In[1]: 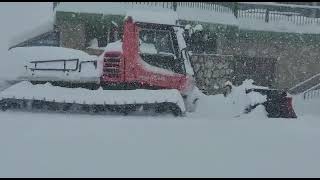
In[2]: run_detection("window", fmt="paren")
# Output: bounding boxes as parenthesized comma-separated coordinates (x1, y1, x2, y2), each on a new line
(139, 29, 175, 56)
(138, 27, 185, 74)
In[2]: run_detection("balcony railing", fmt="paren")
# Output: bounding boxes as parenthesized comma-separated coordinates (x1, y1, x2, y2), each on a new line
(53, 2, 320, 27)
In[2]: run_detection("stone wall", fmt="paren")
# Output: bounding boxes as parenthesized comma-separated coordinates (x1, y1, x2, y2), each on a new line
(215, 26, 240, 56)
(192, 30, 320, 94)
(190, 54, 235, 95)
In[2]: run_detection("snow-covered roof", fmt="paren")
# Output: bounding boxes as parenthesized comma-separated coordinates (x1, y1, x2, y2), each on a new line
(127, 10, 178, 25)
(8, 18, 54, 49)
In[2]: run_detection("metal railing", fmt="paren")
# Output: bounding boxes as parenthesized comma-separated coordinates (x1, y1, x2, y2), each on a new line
(289, 72, 320, 95)
(54, 2, 235, 16)
(53, 2, 320, 26)
(28, 59, 97, 73)
(129, 2, 320, 25)
(293, 73, 320, 100)
(29, 59, 79, 72)
(303, 87, 320, 100)
(238, 9, 320, 25)
(237, 3, 320, 25)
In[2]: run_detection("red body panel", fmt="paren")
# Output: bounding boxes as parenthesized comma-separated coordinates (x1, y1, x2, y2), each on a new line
(101, 17, 193, 94)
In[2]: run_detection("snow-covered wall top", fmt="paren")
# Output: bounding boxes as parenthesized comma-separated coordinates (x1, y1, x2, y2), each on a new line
(176, 6, 238, 26)
(8, 18, 54, 49)
(54, 2, 320, 34)
(239, 2, 320, 9)
(55, 2, 173, 17)
(237, 7, 320, 34)
(238, 16, 320, 34)
(54, 2, 238, 26)
(126, 10, 178, 25)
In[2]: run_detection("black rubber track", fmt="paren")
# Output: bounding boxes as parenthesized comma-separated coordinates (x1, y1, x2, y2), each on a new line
(0, 98, 183, 117)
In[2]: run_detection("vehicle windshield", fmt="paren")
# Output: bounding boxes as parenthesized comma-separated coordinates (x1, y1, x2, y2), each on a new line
(139, 29, 175, 56)
(138, 27, 185, 74)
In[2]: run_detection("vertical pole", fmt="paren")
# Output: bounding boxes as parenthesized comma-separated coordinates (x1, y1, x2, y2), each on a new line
(265, 8, 269, 23)
(173, 2, 177, 11)
(233, 2, 238, 18)
(53, 2, 59, 11)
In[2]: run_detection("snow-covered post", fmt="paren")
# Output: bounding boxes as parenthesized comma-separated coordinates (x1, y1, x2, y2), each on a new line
(265, 8, 270, 23)
(312, 2, 318, 18)
(53, 2, 59, 11)
(233, 2, 239, 18)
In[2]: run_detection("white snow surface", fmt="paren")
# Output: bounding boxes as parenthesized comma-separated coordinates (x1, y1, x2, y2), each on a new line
(238, 15, 320, 34)
(104, 40, 123, 53)
(247, 91, 267, 105)
(8, 18, 54, 49)
(292, 92, 320, 117)
(0, 2, 53, 82)
(1, 75, 320, 177)
(200, 79, 269, 118)
(127, 10, 178, 25)
(1, 80, 320, 177)
(0, 2, 53, 50)
(239, 2, 320, 9)
(0, 111, 320, 178)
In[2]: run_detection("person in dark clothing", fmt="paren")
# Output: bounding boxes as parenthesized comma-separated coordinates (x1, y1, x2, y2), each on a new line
(191, 30, 205, 54)
(184, 25, 192, 48)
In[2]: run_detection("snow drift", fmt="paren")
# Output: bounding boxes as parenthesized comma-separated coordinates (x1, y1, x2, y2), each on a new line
(191, 79, 269, 119)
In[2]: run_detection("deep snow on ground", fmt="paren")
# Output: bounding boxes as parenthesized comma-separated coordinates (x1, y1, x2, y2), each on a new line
(0, 104, 320, 177)
(0, 81, 320, 177)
